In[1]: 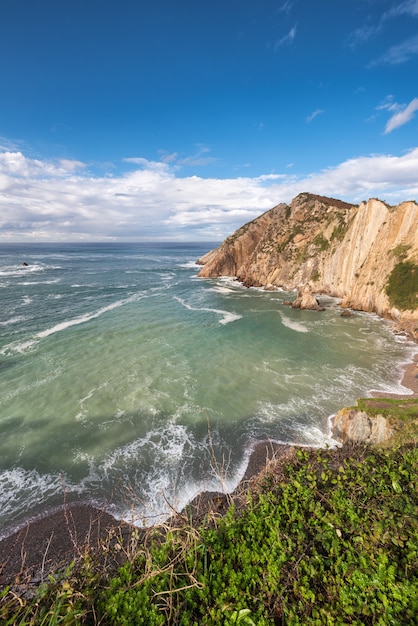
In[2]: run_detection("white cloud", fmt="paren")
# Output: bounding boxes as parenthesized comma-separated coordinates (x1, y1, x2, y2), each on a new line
(346, 23, 382, 48)
(122, 157, 171, 173)
(383, 97, 418, 133)
(383, 0, 418, 19)
(346, 0, 418, 50)
(278, 1, 296, 13)
(159, 151, 179, 163)
(372, 33, 418, 65)
(175, 145, 217, 168)
(0, 148, 417, 242)
(0, 151, 86, 178)
(376, 94, 399, 113)
(274, 25, 297, 49)
(306, 109, 324, 123)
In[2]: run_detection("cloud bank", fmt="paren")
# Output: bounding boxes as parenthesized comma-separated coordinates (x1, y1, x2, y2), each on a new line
(0, 148, 417, 241)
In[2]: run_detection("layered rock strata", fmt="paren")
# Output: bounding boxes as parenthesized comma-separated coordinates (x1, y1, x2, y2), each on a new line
(197, 193, 418, 337)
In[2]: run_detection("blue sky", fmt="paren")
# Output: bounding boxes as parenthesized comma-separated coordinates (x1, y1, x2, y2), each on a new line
(1, 0, 418, 241)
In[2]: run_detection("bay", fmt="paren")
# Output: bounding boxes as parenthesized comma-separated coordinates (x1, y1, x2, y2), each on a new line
(0, 242, 415, 534)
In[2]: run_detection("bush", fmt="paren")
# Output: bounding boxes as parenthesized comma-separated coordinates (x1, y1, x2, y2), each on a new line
(98, 446, 418, 625)
(2, 445, 417, 625)
(386, 261, 418, 311)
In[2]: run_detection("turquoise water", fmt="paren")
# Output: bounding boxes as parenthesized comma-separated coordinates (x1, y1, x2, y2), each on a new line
(0, 242, 415, 534)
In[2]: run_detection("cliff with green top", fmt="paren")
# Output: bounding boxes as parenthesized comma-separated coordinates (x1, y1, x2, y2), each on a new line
(197, 193, 418, 338)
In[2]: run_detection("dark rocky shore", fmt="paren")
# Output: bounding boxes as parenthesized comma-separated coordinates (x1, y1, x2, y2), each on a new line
(0, 442, 293, 590)
(1, 355, 417, 592)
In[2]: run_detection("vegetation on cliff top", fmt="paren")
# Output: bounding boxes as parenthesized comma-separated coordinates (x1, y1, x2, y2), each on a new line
(385, 261, 418, 311)
(2, 443, 417, 625)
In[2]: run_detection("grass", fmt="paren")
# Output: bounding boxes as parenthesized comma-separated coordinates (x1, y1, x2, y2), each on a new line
(1, 441, 417, 625)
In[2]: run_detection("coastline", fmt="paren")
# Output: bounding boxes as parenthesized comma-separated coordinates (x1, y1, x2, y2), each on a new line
(1, 349, 417, 590)
(373, 350, 418, 399)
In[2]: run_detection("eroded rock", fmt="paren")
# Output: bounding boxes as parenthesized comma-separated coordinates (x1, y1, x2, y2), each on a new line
(332, 408, 394, 444)
(291, 284, 324, 311)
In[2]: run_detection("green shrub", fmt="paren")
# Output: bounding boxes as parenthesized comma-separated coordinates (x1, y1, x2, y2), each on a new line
(313, 233, 329, 251)
(97, 446, 418, 625)
(386, 261, 418, 310)
(391, 244, 411, 260)
(2, 446, 417, 625)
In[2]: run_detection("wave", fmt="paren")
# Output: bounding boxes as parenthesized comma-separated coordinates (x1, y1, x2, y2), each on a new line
(173, 296, 241, 325)
(98, 423, 250, 527)
(279, 313, 310, 333)
(0, 263, 60, 277)
(18, 279, 61, 286)
(0, 315, 28, 327)
(210, 285, 236, 294)
(0, 467, 78, 539)
(0, 291, 151, 355)
(178, 261, 200, 269)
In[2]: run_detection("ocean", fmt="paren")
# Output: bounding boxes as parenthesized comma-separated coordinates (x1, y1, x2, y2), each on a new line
(0, 241, 416, 535)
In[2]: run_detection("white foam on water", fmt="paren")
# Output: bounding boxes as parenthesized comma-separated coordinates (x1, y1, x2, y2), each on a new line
(210, 285, 235, 294)
(173, 295, 241, 325)
(0, 315, 28, 327)
(366, 341, 418, 396)
(1, 291, 149, 355)
(293, 423, 340, 448)
(98, 422, 194, 475)
(109, 432, 251, 528)
(18, 279, 61, 286)
(0, 467, 80, 539)
(76, 422, 198, 526)
(158, 271, 176, 281)
(279, 312, 310, 333)
(0, 338, 38, 355)
(254, 399, 341, 448)
(0, 262, 62, 277)
(75, 387, 99, 422)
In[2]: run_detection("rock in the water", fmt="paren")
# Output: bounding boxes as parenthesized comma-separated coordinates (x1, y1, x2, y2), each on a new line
(291, 284, 324, 311)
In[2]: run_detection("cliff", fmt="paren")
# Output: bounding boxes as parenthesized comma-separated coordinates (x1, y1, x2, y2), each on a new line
(197, 193, 418, 338)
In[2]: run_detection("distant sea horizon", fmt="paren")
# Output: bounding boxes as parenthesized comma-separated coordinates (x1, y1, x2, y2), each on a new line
(0, 241, 416, 537)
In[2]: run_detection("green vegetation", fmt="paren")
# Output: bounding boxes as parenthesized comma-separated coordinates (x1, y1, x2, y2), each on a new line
(313, 233, 330, 251)
(391, 244, 412, 261)
(311, 269, 321, 282)
(386, 261, 418, 311)
(330, 220, 349, 243)
(356, 397, 418, 421)
(2, 444, 417, 625)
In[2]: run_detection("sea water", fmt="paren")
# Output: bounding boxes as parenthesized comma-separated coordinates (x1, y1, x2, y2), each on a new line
(0, 242, 416, 534)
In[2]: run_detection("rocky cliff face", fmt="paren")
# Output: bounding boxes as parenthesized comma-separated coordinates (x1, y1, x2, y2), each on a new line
(332, 409, 394, 445)
(197, 193, 418, 338)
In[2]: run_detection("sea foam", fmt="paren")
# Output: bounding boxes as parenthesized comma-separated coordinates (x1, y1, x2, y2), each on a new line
(279, 313, 310, 333)
(173, 295, 241, 325)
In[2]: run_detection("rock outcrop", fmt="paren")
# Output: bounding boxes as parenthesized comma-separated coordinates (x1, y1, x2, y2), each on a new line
(291, 284, 324, 311)
(197, 193, 418, 337)
(332, 408, 394, 445)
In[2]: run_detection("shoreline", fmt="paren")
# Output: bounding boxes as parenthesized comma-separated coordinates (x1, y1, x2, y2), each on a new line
(1, 349, 417, 590)
(373, 350, 418, 399)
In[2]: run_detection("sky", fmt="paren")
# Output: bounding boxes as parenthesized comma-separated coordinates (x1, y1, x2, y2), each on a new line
(1, 0, 418, 242)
